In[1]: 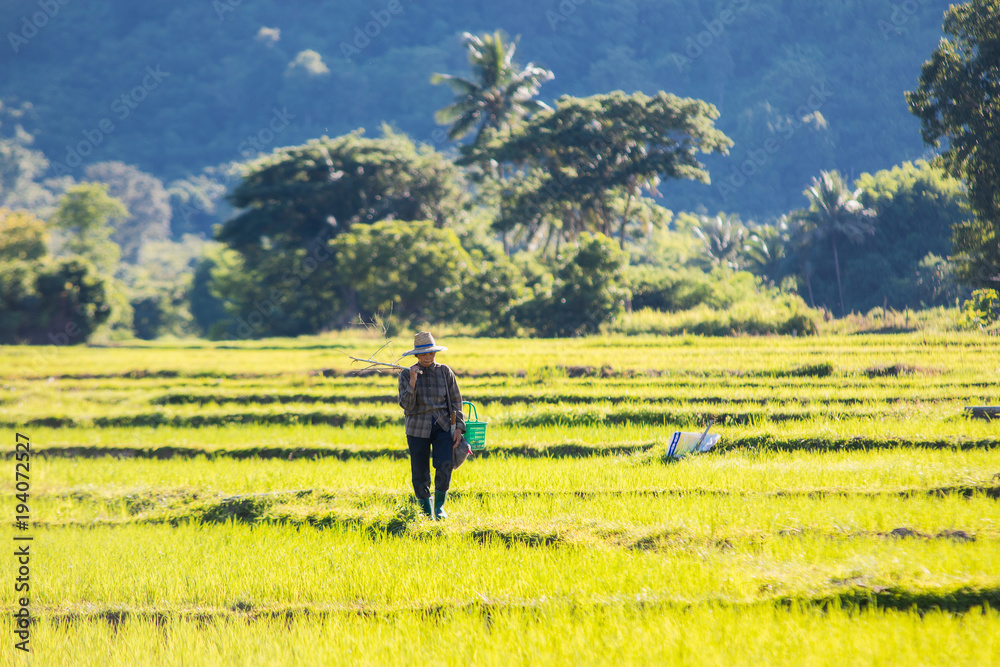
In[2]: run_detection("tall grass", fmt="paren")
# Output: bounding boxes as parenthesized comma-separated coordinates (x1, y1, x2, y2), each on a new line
(5, 332, 1000, 379)
(4, 604, 998, 667)
(2, 522, 996, 612)
(13, 449, 1000, 498)
(1, 334, 998, 664)
(0, 603, 1000, 667)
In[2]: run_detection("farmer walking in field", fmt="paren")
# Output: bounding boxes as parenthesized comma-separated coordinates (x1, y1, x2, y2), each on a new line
(398, 331, 465, 519)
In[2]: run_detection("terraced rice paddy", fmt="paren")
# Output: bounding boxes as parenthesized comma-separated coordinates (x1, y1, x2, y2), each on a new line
(2, 333, 999, 665)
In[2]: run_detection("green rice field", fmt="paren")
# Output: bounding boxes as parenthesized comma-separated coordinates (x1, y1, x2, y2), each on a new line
(2, 333, 999, 665)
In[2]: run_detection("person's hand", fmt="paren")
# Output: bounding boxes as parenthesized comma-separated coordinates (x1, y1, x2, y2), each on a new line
(409, 363, 421, 388)
(452, 428, 462, 446)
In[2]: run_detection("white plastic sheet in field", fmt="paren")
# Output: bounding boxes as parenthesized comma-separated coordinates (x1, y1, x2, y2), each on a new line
(666, 431, 720, 458)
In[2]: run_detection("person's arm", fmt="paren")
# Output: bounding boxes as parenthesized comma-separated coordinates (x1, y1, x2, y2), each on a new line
(398, 368, 417, 411)
(448, 367, 465, 435)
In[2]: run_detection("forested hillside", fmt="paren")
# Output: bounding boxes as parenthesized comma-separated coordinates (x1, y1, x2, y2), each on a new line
(3, 0, 951, 219)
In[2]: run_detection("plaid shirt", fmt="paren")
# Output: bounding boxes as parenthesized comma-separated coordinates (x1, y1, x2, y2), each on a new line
(398, 362, 465, 438)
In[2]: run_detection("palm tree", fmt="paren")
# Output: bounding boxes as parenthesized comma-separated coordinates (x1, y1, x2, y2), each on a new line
(742, 217, 791, 285)
(798, 171, 876, 316)
(775, 214, 819, 308)
(431, 31, 553, 145)
(694, 213, 752, 270)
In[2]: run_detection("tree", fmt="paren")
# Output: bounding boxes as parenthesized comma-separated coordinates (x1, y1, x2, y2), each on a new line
(221, 128, 466, 250)
(84, 162, 172, 263)
(119, 235, 209, 339)
(33, 258, 113, 343)
(331, 220, 474, 325)
(693, 214, 753, 270)
(740, 217, 797, 287)
(49, 183, 128, 275)
(906, 0, 1000, 289)
(0, 101, 57, 216)
(431, 31, 554, 145)
(0, 208, 48, 262)
(478, 91, 732, 249)
(851, 160, 970, 309)
(516, 233, 630, 337)
(187, 244, 237, 339)
(0, 261, 36, 342)
(960, 288, 1000, 328)
(796, 171, 875, 316)
(215, 129, 468, 336)
(0, 257, 112, 345)
(433, 31, 554, 255)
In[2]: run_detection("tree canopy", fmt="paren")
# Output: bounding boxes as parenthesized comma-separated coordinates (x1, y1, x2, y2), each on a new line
(331, 219, 473, 324)
(219, 128, 467, 253)
(906, 0, 1000, 289)
(478, 91, 731, 248)
(212, 129, 469, 336)
(0, 253, 113, 345)
(796, 171, 875, 316)
(0, 208, 47, 262)
(49, 183, 129, 275)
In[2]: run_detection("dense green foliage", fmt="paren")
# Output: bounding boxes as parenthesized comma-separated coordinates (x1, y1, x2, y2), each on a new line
(796, 171, 876, 316)
(960, 288, 1000, 329)
(907, 0, 1000, 290)
(479, 90, 731, 248)
(515, 232, 630, 337)
(1, 0, 955, 218)
(49, 183, 127, 275)
(221, 129, 467, 249)
(782, 162, 970, 313)
(0, 256, 112, 344)
(0, 207, 46, 261)
(332, 220, 473, 325)
(675, 161, 970, 315)
(850, 161, 968, 310)
(209, 131, 468, 336)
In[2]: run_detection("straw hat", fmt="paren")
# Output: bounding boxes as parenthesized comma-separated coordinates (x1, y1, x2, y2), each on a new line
(402, 331, 448, 356)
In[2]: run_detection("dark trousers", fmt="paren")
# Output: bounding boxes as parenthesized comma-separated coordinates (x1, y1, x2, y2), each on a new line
(407, 423, 453, 499)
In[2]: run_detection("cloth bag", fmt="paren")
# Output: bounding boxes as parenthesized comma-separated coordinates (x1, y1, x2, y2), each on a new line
(445, 375, 472, 468)
(453, 436, 472, 468)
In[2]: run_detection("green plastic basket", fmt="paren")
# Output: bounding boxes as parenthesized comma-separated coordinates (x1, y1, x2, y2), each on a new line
(463, 401, 488, 451)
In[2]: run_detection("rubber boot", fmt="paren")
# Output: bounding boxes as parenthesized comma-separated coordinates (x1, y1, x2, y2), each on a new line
(433, 490, 448, 520)
(417, 497, 433, 518)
